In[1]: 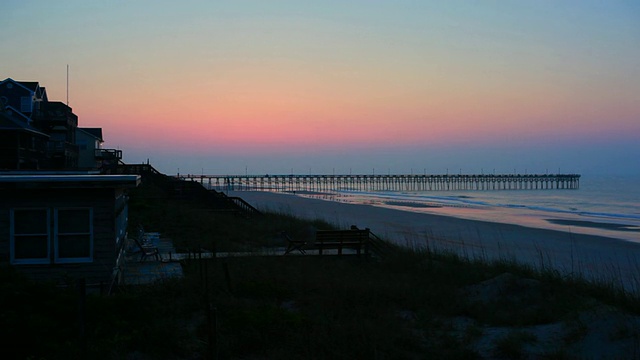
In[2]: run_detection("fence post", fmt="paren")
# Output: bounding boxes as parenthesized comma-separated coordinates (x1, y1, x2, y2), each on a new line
(77, 278, 87, 359)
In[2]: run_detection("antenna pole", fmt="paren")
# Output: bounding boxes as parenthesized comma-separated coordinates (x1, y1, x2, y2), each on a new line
(66, 64, 69, 106)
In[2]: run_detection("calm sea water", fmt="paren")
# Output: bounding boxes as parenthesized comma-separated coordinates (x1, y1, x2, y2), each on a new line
(303, 174, 640, 242)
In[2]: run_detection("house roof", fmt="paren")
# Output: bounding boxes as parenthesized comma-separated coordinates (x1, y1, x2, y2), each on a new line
(42, 101, 72, 111)
(17, 81, 39, 92)
(78, 127, 103, 141)
(37, 86, 48, 101)
(0, 111, 49, 137)
(1, 78, 48, 101)
(0, 78, 38, 93)
(0, 174, 140, 189)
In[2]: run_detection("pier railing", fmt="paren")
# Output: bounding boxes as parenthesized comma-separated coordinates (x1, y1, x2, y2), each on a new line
(178, 174, 581, 192)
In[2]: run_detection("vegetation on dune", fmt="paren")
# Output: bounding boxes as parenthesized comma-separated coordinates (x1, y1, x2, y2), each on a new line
(2, 181, 640, 359)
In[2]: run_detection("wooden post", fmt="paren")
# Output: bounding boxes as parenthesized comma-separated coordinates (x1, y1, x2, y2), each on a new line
(223, 262, 233, 294)
(207, 304, 218, 360)
(77, 278, 87, 359)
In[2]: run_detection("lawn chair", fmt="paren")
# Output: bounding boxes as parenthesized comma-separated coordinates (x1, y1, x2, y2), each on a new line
(141, 231, 161, 247)
(132, 237, 161, 262)
(131, 225, 161, 262)
(282, 231, 307, 255)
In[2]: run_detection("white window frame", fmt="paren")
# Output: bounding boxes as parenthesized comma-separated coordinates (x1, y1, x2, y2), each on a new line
(54, 208, 94, 264)
(10, 208, 51, 265)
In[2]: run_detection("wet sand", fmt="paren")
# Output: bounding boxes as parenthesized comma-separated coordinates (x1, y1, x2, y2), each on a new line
(231, 190, 640, 291)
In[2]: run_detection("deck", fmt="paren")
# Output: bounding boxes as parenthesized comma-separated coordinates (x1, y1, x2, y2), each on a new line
(121, 238, 366, 285)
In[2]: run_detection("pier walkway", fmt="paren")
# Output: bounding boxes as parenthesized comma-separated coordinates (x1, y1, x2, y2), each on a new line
(179, 174, 580, 192)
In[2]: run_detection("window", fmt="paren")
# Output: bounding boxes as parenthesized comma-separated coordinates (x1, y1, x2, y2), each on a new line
(10, 209, 50, 264)
(10, 208, 93, 265)
(20, 96, 32, 113)
(55, 209, 93, 263)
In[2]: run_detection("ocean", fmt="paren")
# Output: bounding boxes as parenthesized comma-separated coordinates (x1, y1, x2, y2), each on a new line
(297, 174, 640, 243)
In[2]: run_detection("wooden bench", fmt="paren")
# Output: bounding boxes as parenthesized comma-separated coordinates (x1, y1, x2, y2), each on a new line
(314, 228, 370, 256)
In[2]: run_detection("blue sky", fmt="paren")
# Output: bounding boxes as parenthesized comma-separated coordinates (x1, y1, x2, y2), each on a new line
(2, 1, 639, 175)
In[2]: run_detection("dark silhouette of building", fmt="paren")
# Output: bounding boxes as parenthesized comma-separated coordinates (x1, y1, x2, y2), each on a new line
(1, 77, 136, 287)
(0, 78, 121, 171)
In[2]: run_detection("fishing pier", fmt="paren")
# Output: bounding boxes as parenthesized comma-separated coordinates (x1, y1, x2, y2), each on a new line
(179, 174, 581, 192)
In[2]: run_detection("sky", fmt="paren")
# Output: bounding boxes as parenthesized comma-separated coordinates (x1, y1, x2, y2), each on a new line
(2, 0, 639, 176)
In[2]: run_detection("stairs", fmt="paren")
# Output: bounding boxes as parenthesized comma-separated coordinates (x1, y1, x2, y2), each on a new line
(116, 163, 261, 217)
(368, 230, 398, 258)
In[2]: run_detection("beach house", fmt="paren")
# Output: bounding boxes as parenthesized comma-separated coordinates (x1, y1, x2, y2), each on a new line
(1, 78, 79, 169)
(1, 76, 139, 288)
(0, 78, 48, 120)
(76, 127, 123, 172)
(1, 77, 124, 173)
(0, 174, 140, 287)
(33, 100, 79, 169)
(77, 127, 103, 169)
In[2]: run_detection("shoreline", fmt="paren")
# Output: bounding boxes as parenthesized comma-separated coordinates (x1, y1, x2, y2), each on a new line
(231, 190, 640, 291)
(293, 190, 640, 242)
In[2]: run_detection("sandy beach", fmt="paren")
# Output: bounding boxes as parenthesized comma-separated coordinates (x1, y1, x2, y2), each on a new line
(231, 190, 640, 291)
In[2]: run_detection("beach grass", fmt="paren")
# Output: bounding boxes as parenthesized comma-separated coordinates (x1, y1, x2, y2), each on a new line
(3, 183, 640, 358)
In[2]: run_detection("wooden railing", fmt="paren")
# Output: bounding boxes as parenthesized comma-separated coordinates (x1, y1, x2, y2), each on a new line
(95, 148, 122, 160)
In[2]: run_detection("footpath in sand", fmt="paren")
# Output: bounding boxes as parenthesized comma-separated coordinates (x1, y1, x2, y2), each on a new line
(231, 191, 640, 292)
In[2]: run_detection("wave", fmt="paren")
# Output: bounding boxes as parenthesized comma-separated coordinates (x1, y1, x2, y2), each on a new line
(337, 190, 640, 223)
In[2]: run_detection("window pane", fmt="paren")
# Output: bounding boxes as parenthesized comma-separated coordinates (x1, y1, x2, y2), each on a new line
(58, 235, 91, 258)
(14, 235, 48, 259)
(14, 209, 48, 234)
(58, 209, 90, 233)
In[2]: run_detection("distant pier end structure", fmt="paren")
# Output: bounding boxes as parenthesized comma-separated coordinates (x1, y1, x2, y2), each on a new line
(179, 173, 581, 192)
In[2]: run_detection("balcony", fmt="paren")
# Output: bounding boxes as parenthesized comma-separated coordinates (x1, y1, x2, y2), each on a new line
(48, 141, 79, 156)
(95, 148, 122, 161)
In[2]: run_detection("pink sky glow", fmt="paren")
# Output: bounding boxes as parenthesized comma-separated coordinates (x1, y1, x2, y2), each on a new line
(2, 1, 639, 175)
